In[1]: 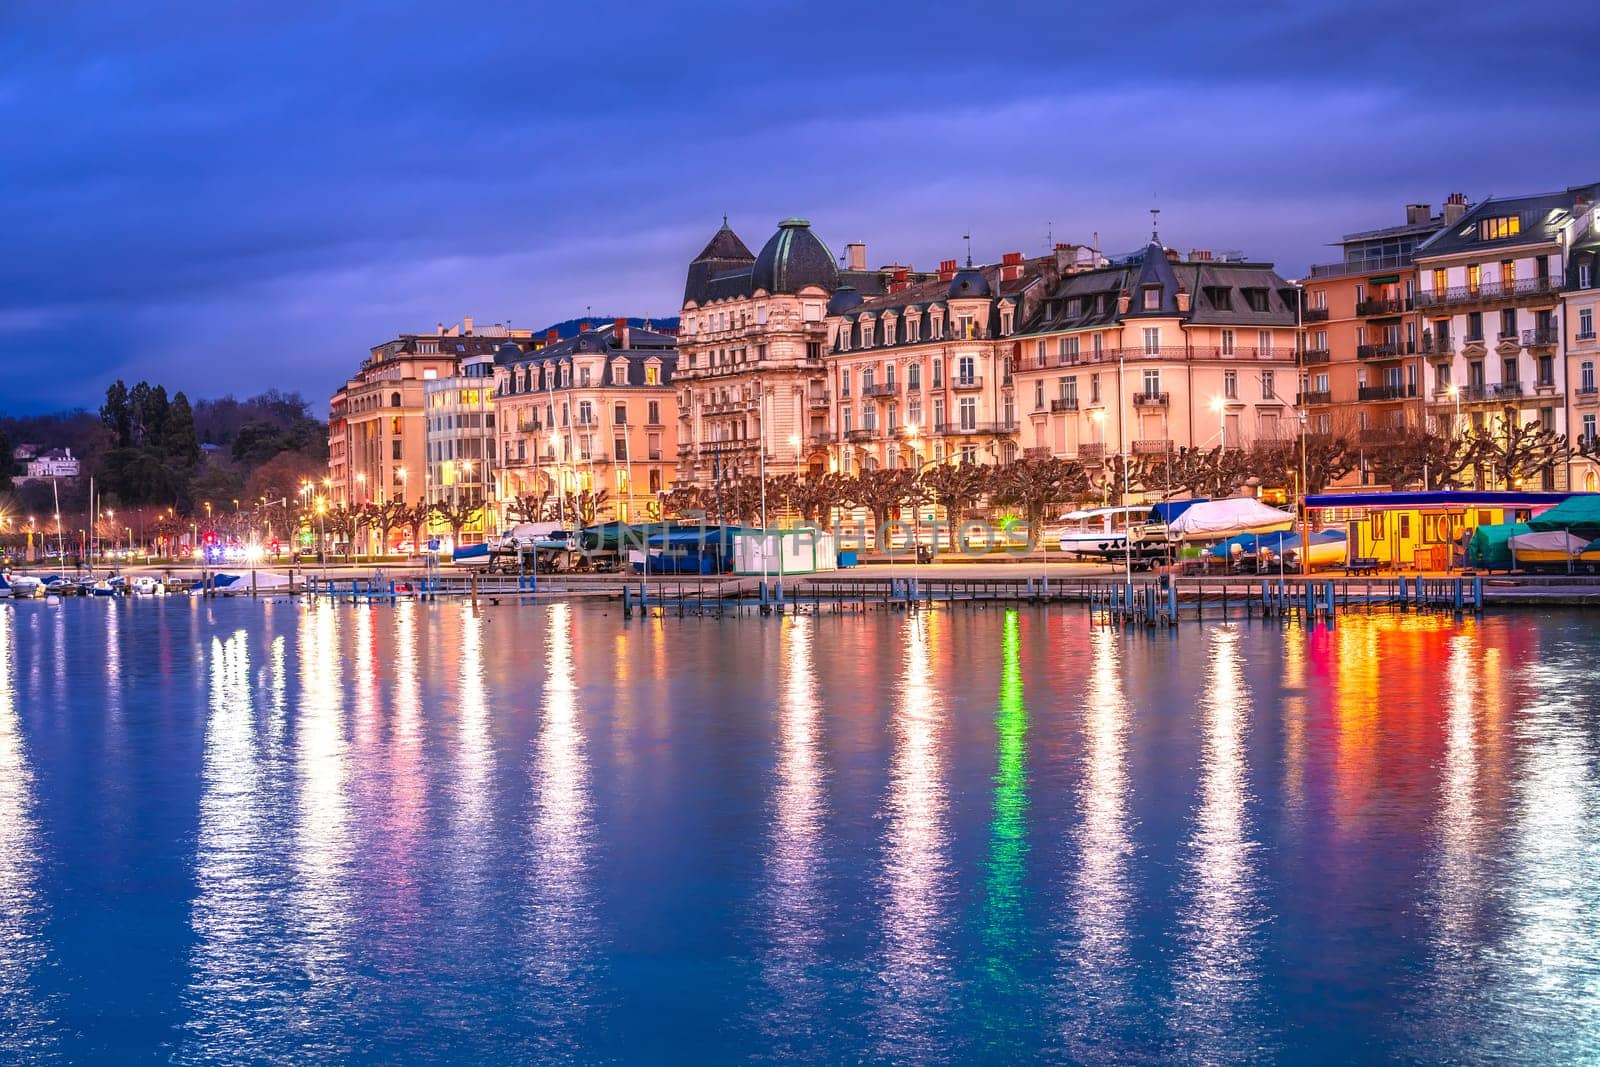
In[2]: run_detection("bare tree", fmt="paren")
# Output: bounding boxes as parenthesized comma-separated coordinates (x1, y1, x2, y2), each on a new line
(1468, 407, 1571, 489)
(842, 469, 914, 537)
(430, 500, 483, 544)
(786, 472, 851, 525)
(918, 460, 992, 523)
(991, 457, 1090, 546)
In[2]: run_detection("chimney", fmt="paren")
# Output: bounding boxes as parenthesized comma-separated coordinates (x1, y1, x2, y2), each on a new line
(614, 317, 630, 348)
(1406, 203, 1432, 225)
(1176, 285, 1191, 313)
(1443, 192, 1469, 225)
(846, 242, 867, 271)
(1188, 248, 1213, 262)
(1000, 251, 1024, 281)
(463, 314, 474, 335)
(889, 267, 910, 294)
(579, 321, 590, 332)
(938, 258, 959, 282)
(436, 321, 444, 334)
(547, 328, 560, 341)
(1117, 288, 1131, 315)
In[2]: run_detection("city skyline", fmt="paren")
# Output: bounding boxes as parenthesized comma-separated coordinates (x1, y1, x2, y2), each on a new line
(4, 1, 1599, 412)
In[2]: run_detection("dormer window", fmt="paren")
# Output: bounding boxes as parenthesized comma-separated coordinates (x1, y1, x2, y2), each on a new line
(644, 363, 661, 386)
(838, 324, 851, 352)
(1142, 287, 1161, 311)
(884, 319, 896, 345)
(1244, 288, 1270, 312)
(1206, 286, 1232, 310)
(612, 359, 629, 384)
(1479, 215, 1522, 241)
(863, 324, 875, 347)
(1000, 308, 1014, 335)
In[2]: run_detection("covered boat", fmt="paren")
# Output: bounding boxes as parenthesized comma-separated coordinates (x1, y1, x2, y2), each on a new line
(1466, 522, 1530, 571)
(1213, 528, 1348, 570)
(1165, 497, 1296, 540)
(1508, 529, 1593, 569)
(452, 542, 491, 567)
(1525, 493, 1600, 540)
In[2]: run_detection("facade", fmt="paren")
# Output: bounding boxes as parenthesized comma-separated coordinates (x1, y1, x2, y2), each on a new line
(676, 219, 898, 487)
(494, 319, 678, 522)
(1299, 199, 1457, 453)
(1561, 192, 1600, 491)
(1011, 235, 1302, 467)
(330, 318, 520, 512)
(22, 448, 80, 479)
(423, 349, 500, 542)
(1413, 185, 1596, 489)
(823, 251, 1061, 473)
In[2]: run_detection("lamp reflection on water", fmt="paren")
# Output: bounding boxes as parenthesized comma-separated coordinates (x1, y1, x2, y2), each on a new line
(1056, 625, 1131, 1057)
(874, 610, 953, 1059)
(522, 602, 600, 1052)
(0, 606, 56, 1057)
(1169, 626, 1266, 1059)
(757, 615, 827, 1052)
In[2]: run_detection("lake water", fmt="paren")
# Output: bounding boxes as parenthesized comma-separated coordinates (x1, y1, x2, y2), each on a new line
(1, 597, 1598, 1063)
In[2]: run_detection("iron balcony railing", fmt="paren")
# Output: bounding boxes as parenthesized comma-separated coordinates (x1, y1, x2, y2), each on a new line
(1357, 341, 1416, 360)
(950, 376, 984, 391)
(1050, 397, 1079, 413)
(1414, 276, 1562, 309)
(810, 432, 838, 446)
(1132, 391, 1170, 407)
(1492, 382, 1523, 399)
(807, 392, 831, 408)
(1131, 439, 1171, 455)
(844, 428, 875, 442)
(1303, 307, 1330, 322)
(1307, 252, 1416, 279)
(1356, 297, 1410, 316)
(1297, 390, 1333, 406)
(935, 421, 1015, 435)
(1421, 334, 1454, 356)
(1357, 384, 1417, 402)
(1301, 348, 1332, 365)
(1077, 442, 1106, 459)
(862, 382, 899, 398)
(1523, 327, 1560, 347)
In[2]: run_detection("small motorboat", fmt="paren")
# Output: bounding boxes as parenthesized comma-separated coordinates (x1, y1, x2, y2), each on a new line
(2, 573, 44, 598)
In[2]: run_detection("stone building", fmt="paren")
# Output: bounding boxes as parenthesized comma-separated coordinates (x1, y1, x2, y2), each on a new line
(494, 320, 678, 522)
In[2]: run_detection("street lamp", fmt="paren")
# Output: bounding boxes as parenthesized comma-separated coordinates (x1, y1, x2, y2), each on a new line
(1447, 384, 1461, 434)
(1211, 395, 1227, 454)
(315, 496, 328, 581)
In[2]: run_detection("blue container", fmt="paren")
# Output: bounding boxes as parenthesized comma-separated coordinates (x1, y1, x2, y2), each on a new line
(838, 550, 858, 568)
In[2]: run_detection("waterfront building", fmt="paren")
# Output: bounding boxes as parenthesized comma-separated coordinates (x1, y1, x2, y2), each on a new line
(330, 317, 522, 511)
(822, 251, 1058, 473)
(494, 319, 678, 522)
(1413, 184, 1598, 488)
(21, 447, 81, 480)
(676, 218, 900, 487)
(1560, 192, 1600, 490)
(422, 347, 501, 543)
(1011, 231, 1302, 468)
(1298, 199, 1457, 456)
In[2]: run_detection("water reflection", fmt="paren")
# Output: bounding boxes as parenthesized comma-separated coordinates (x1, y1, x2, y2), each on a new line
(0, 607, 56, 1058)
(874, 611, 954, 1060)
(521, 602, 600, 1053)
(185, 629, 280, 1052)
(1055, 625, 1132, 1057)
(1494, 657, 1600, 1060)
(756, 616, 828, 1054)
(1430, 633, 1486, 1003)
(1169, 627, 1268, 1059)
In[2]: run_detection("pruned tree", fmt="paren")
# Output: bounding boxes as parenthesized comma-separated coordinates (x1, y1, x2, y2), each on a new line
(400, 500, 430, 550)
(506, 491, 555, 523)
(321, 504, 362, 559)
(787, 471, 851, 525)
(560, 488, 610, 527)
(918, 460, 992, 523)
(1362, 426, 1481, 491)
(660, 485, 705, 520)
(991, 457, 1090, 546)
(1092, 454, 1151, 506)
(364, 498, 409, 553)
(430, 499, 484, 543)
(842, 469, 913, 536)
(1468, 407, 1571, 489)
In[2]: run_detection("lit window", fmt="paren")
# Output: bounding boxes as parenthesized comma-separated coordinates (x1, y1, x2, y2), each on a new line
(1143, 287, 1160, 310)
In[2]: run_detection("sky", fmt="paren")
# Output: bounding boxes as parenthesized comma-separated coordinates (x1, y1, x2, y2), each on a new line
(3, 0, 1597, 414)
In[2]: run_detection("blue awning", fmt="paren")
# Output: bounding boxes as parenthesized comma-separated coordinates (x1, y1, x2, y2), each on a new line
(1147, 498, 1209, 523)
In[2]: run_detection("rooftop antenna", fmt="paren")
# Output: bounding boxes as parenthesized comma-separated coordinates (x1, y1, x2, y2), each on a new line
(1150, 206, 1162, 243)
(1046, 220, 1053, 249)
(963, 230, 973, 267)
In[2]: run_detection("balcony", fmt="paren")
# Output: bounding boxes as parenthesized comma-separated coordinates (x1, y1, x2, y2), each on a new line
(951, 376, 984, 391)
(1303, 307, 1330, 323)
(1523, 327, 1560, 348)
(1492, 382, 1523, 400)
(935, 421, 1016, 436)
(1131, 439, 1171, 455)
(1297, 390, 1332, 406)
(1576, 387, 1599, 408)
(648, 450, 663, 460)
(1356, 297, 1409, 316)
(1578, 330, 1599, 343)
(807, 391, 832, 409)
(1306, 252, 1415, 280)
(1301, 348, 1331, 365)
(1077, 442, 1106, 460)
(1023, 446, 1054, 460)
(1050, 397, 1079, 413)
(811, 432, 838, 446)
(1132, 391, 1170, 407)
(1358, 384, 1417, 402)
(1498, 330, 1523, 346)
(862, 382, 899, 398)
(1421, 335, 1455, 357)
(1357, 342, 1413, 360)
(1413, 276, 1562, 309)
(845, 428, 875, 442)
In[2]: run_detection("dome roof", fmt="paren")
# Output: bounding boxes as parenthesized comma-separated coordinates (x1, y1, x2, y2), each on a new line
(948, 266, 991, 299)
(827, 285, 863, 315)
(752, 218, 839, 294)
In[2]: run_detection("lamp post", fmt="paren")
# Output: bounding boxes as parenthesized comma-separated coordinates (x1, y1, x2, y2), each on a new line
(315, 497, 328, 581)
(1212, 395, 1227, 455)
(1447, 384, 1461, 435)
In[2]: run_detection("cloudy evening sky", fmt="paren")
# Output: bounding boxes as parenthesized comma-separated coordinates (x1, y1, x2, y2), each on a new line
(2, 0, 1597, 413)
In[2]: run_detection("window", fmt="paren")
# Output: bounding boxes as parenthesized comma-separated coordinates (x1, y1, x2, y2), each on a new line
(1224, 369, 1238, 399)
(1311, 289, 1326, 310)
(1467, 312, 1483, 341)
(1467, 264, 1481, 292)
(1314, 372, 1329, 393)
(932, 358, 944, 387)
(1582, 263, 1594, 290)
(1432, 268, 1447, 296)
(838, 326, 850, 352)
(614, 403, 627, 425)
(1034, 381, 1045, 410)
(614, 437, 628, 462)
(756, 306, 767, 325)
(840, 369, 851, 397)
(1142, 287, 1160, 310)
(1538, 355, 1554, 387)
(1583, 361, 1596, 392)
(391, 440, 402, 461)
(1258, 330, 1272, 356)
(908, 398, 921, 425)
(578, 401, 595, 425)
(390, 392, 402, 408)
(957, 357, 975, 384)
(842, 407, 853, 433)
(1143, 369, 1161, 395)
(647, 400, 661, 424)
(1090, 373, 1101, 404)
(863, 324, 875, 347)
(885, 363, 896, 386)
(1061, 336, 1079, 363)
(1314, 329, 1328, 351)
(1065, 377, 1078, 404)
(907, 318, 920, 343)
(1581, 308, 1595, 340)
(908, 363, 920, 390)
(958, 397, 977, 430)
(1092, 334, 1103, 359)
(1499, 260, 1515, 289)
(1479, 215, 1521, 240)
(1585, 414, 1598, 443)
(645, 365, 660, 385)
(1502, 358, 1519, 384)
(933, 397, 945, 427)
(1142, 327, 1160, 355)
(1221, 329, 1235, 356)
(1500, 309, 1517, 338)
(862, 366, 875, 391)
(1036, 339, 1047, 365)
(1261, 370, 1275, 399)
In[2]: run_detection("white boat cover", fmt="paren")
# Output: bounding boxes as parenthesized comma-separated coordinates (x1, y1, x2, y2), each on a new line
(1507, 530, 1591, 554)
(1166, 498, 1296, 539)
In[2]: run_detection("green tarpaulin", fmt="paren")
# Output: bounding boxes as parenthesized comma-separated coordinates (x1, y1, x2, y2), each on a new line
(1526, 495, 1600, 538)
(1466, 522, 1530, 569)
